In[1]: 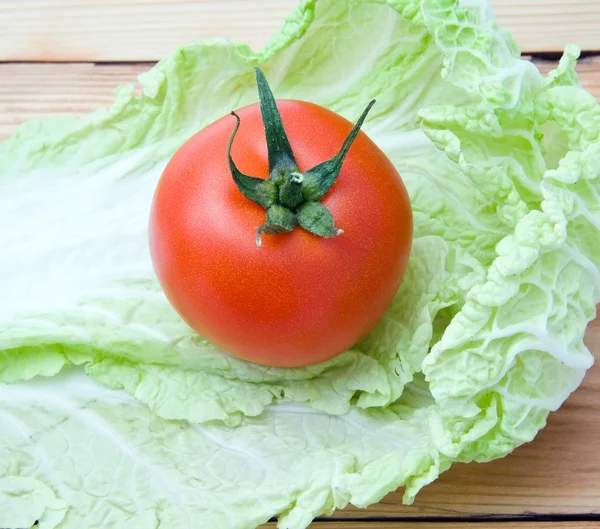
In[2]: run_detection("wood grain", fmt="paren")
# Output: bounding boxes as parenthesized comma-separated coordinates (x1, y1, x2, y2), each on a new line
(493, 0, 600, 53)
(0, 63, 149, 140)
(1, 57, 599, 141)
(0, 60, 599, 523)
(0, 0, 598, 62)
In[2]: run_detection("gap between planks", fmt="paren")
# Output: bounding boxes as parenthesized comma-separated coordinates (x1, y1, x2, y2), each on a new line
(258, 520, 600, 529)
(260, 513, 600, 527)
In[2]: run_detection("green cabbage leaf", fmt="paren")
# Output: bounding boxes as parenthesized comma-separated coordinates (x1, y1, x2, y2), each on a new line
(1, 0, 598, 527)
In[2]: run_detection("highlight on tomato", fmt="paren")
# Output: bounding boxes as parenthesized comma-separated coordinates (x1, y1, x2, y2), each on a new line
(149, 68, 413, 367)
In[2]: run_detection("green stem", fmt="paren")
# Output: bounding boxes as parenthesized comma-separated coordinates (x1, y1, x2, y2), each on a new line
(228, 68, 375, 248)
(279, 172, 304, 209)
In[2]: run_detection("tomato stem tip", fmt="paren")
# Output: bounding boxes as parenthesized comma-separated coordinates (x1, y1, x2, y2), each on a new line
(228, 67, 375, 248)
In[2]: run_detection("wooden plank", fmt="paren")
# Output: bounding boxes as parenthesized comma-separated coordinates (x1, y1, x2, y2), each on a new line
(1, 57, 599, 141)
(0, 63, 149, 140)
(0, 0, 598, 62)
(0, 61, 599, 521)
(532, 57, 600, 98)
(493, 0, 600, 53)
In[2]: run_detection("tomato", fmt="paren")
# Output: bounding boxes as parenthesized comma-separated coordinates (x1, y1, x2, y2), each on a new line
(149, 69, 412, 367)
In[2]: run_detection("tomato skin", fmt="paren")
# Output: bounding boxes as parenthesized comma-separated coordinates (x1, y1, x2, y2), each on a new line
(149, 100, 412, 367)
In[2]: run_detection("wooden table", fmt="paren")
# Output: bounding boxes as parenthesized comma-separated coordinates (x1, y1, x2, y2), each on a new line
(1, 1, 598, 528)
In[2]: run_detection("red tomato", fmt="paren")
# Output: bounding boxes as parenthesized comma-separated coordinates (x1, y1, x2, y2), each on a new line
(149, 82, 412, 367)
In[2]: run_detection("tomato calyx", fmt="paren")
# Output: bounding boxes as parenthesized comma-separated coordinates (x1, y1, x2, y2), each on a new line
(227, 67, 376, 248)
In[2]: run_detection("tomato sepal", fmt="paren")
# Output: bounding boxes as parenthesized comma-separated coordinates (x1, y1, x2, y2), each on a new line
(301, 99, 375, 202)
(256, 205, 299, 248)
(255, 67, 298, 174)
(297, 201, 342, 238)
(228, 68, 376, 247)
(227, 111, 278, 209)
